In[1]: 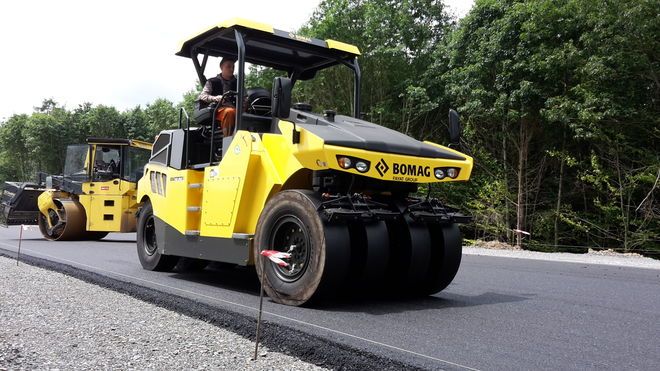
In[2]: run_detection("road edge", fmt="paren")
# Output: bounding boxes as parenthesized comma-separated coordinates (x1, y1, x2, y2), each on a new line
(0, 250, 424, 371)
(463, 246, 660, 270)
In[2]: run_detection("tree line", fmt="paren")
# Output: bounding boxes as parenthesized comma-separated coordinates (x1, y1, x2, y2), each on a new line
(1, 0, 657, 255)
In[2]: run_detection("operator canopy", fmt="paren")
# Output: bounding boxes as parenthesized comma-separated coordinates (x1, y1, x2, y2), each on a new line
(176, 18, 360, 79)
(175, 19, 463, 161)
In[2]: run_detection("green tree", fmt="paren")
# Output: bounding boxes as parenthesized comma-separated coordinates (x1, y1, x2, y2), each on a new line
(124, 106, 150, 141)
(24, 112, 69, 175)
(80, 105, 126, 139)
(433, 0, 658, 252)
(0, 114, 31, 182)
(145, 98, 178, 134)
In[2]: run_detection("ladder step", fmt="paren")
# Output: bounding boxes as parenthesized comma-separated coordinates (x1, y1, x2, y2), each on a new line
(184, 230, 200, 236)
(189, 183, 203, 189)
(187, 206, 201, 212)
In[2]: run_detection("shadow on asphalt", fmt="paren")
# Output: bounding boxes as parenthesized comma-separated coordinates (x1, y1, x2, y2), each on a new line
(168, 263, 261, 295)
(165, 263, 534, 313)
(318, 292, 534, 314)
(94, 239, 136, 243)
(6, 238, 135, 243)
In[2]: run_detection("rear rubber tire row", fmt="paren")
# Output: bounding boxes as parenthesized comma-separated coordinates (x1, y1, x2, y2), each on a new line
(253, 190, 463, 306)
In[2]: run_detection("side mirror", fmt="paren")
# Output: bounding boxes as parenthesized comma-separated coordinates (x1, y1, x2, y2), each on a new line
(272, 77, 299, 143)
(448, 109, 461, 147)
(272, 77, 292, 119)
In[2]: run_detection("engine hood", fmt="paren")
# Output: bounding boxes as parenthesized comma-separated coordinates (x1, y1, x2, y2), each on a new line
(290, 110, 465, 160)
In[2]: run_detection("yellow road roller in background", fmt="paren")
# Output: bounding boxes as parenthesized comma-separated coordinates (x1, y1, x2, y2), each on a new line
(1, 138, 152, 240)
(136, 19, 473, 306)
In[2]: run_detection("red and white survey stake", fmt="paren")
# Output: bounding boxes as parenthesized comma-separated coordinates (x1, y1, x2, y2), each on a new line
(259, 250, 292, 268)
(253, 249, 291, 360)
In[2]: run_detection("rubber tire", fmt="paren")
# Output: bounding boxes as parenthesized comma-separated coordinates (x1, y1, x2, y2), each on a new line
(419, 224, 463, 295)
(253, 190, 350, 306)
(383, 216, 432, 296)
(346, 221, 389, 292)
(136, 201, 179, 272)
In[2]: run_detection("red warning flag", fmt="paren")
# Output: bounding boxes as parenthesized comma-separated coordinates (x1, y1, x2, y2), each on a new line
(260, 250, 292, 268)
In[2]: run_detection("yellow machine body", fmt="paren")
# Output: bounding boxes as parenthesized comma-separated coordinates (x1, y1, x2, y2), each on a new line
(77, 178, 141, 232)
(139, 121, 472, 242)
(33, 138, 152, 240)
(135, 19, 474, 305)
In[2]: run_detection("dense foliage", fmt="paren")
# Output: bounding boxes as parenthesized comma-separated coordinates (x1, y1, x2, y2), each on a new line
(1, 0, 657, 254)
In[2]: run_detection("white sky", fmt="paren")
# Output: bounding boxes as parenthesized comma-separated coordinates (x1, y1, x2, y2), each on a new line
(0, 0, 474, 121)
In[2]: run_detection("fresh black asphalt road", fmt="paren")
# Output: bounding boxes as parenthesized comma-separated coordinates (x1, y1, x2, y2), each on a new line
(1, 226, 658, 370)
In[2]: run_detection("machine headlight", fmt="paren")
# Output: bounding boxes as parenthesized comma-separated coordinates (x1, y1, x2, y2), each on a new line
(355, 161, 369, 173)
(434, 169, 445, 179)
(336, 155, 370, 173)
(338, 156, 352, 169)
(447, 168, 459, 178)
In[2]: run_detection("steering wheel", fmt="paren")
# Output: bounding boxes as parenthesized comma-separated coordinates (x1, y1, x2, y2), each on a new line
(107, 160, 118, 173)
(220, 90, 238, 105)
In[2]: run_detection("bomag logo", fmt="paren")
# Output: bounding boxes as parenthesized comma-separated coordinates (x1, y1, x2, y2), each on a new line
(393, 163, 431, 177)
(375, 159, 390, 177)
(375, 159, 430, 178)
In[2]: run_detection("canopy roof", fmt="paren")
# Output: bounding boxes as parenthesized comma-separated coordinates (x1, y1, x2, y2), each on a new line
(176, 18, 361, 76)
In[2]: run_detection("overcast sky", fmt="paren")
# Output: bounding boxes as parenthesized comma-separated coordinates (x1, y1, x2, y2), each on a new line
(0, 0, 474, 121)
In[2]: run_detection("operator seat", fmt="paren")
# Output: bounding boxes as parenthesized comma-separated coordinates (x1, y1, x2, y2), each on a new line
(246, 88, 271, 116)
(193, 102, 215, 126)
(243, 87, 272, 133)
(192, 88, 273, 135)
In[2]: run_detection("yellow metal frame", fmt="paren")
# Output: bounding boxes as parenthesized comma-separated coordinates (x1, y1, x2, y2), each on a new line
(176, 18, 361, 56)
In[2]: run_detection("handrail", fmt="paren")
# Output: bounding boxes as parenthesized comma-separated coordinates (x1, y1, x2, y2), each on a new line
(209, 104, 221, 165)
(179, 108, 191, 168)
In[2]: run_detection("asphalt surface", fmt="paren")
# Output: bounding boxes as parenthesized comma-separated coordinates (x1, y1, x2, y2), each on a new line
(1, 226, 659, 370)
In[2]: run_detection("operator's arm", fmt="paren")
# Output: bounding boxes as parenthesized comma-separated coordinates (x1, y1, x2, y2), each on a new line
(197, 81, 222, 104)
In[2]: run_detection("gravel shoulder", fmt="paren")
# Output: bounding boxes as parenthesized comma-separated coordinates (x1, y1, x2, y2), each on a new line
(463, 246, 660, 270)
(0, 253, 419, 371)
(0, 256, 324, 370)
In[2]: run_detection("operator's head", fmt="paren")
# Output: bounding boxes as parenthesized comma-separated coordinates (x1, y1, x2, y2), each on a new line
(220, 57, 235, 80)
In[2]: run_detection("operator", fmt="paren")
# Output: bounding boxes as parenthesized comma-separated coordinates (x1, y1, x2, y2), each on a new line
(197, 57, 238, 137)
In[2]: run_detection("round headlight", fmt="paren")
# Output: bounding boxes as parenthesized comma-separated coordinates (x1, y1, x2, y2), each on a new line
(338, 157, 352, 169)
(434, 169, 445, 179)
(355, 161, 369, 173)
(447, 168, 458, 178)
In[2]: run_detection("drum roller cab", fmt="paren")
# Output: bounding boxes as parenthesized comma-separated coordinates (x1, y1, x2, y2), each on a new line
(1, 138, 152, 240)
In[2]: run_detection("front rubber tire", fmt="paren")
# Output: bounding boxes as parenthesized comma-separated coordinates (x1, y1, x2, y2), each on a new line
(254, 190, 350, 306)
(419, 224, 463, 295)
(136, 200, 179, 271)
